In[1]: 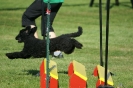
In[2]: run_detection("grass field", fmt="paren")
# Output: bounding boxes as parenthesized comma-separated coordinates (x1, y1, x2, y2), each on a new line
(0, 0, 133, 88)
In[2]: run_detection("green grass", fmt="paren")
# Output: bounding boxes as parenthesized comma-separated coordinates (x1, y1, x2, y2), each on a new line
(0, 0, 133, 88)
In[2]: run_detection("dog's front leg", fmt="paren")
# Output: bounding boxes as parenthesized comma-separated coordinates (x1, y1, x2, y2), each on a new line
(6, 51, 31, 59)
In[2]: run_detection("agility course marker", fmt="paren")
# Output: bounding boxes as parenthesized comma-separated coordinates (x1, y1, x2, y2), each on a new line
(93, 65, 114, 88)
(40, 59, 58, 88)
(68, 60, 87, 88)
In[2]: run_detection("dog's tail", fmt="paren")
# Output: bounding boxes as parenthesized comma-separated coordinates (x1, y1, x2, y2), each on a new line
(65, 26, 83, 38)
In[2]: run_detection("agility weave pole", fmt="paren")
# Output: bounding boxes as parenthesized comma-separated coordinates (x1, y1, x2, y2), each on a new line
(104, 0, 110, 86)
(40, 1, 88, 87)
(99, 0, 103, 67)
(93, 0, 114, 87)
(41, 0, 51, 88)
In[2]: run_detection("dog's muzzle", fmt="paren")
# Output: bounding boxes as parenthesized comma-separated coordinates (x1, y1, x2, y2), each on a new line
(15, 36, 22, 43)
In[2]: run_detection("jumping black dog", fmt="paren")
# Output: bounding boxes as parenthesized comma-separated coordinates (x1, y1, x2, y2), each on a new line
(6, 26, 83, 59)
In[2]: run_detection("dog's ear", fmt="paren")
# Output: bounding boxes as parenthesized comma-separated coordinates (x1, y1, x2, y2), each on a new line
(31, 27, 37, 34)
(25, 26, 32, 34)
(25, 26, 31, 30)
(25, 26, 37, 34)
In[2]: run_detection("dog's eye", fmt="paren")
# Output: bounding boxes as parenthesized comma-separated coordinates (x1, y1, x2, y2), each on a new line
(25, 30, 28, 33)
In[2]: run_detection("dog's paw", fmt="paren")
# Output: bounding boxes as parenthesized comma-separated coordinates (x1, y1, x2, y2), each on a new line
(5, 53, 15, 59)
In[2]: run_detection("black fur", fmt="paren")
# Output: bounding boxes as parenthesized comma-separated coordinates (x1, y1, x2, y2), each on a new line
(6, 26, 83, 59)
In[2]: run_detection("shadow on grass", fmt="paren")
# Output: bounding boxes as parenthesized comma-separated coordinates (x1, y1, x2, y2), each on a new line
(24, 69, 40, 76)
(21, 69, 68, 76)
(58, 71, 68, 74)
(0, 7, 26, 11)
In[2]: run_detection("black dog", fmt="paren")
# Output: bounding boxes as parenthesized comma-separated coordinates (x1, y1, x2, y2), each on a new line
(6, 26, 83, 59)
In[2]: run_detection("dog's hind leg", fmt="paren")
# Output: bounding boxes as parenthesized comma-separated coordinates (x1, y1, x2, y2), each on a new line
(63, 46, 75, 54)
(71, 39, 83, 49)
